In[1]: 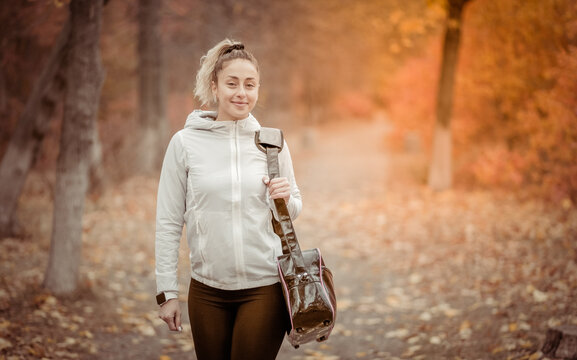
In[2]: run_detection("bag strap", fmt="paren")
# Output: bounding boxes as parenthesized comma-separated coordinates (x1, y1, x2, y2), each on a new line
(255, 128, 307, 270)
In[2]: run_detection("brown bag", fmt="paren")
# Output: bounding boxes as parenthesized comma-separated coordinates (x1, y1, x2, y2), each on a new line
(256, 128, 337, 349)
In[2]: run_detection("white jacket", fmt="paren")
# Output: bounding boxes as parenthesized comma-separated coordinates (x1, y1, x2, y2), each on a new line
(155, 110, 302, 299)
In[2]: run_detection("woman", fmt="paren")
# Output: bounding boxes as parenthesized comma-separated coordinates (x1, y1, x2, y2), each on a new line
(155, 39, 302, 359)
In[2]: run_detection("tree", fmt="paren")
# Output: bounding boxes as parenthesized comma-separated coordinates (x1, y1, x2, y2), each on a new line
(428, 0, 472, 191)
(44, 0, 104, 294)
(0, 19, 70, 238)
(456, 0, 576, 200)
(0, 58, 5, 115)
(137, 0, 166, 173)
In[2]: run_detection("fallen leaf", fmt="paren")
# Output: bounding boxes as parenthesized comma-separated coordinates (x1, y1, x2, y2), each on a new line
(0, 337, 13, 351)
(459, 320, 472, 339)
(402, 345, 422, 357)
(138, 324, 156, 337)
(419, 312, 432, 321)
(385, 328, 409, 339)
(532, 289, 548, 302)
(409, 273, 423, 284)
(492, 346, 505, 354)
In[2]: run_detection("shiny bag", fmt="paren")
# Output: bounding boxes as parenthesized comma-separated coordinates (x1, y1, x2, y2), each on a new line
(257, 127, 337, 349)
(276, 247, 336, 347)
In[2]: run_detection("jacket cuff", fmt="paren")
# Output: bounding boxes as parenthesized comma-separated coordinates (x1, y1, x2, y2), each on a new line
(158, 291, 179, 303)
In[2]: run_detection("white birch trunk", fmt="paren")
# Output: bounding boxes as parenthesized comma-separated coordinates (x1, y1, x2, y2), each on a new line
(427, 0, 470, 191)
(428, 124, 452, 190)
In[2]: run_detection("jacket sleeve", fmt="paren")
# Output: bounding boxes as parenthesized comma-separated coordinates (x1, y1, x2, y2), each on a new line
(155, 132, 187, 300)
(274, 140, 302, 220)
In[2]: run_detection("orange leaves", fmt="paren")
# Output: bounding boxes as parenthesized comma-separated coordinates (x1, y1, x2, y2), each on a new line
(385, 0, 577, 202)
(511, 46, 577, 202)
(468, 145, 527, 187)
(458, 1, 577, 201)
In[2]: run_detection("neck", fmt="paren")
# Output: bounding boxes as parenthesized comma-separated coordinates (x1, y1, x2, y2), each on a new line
(215, 115, 248, 122)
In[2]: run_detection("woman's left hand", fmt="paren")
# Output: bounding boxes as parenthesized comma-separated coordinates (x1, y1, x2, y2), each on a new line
(263, 176, 291, 204)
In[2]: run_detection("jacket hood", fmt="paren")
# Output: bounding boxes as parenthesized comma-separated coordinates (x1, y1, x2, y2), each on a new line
(184, 110, 261, 132)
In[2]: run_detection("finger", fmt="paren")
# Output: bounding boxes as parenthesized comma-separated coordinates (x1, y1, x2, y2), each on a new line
(270, 184, 290, 196)
(160, 316, 176, 331)
(269, 185, 287, 195)
(166, 314, 177, 331)
(262, 176, 270, 185)
(268, 177, 287, 185)
(175, 309, 182, 330)
(269, 188, 282, 198)
(268, 179, 289, 191)
(270, 190, 290, 200)
(159, 308, 176, 330)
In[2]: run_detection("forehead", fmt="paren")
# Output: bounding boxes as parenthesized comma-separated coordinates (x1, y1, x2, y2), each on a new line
(219, 59, 259, 80)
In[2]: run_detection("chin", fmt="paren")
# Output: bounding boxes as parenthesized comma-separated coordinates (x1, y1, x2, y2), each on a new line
(234, 112, 250, 119)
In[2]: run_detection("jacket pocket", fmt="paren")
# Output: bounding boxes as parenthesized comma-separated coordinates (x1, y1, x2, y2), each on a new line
(192, 211, 208, 263)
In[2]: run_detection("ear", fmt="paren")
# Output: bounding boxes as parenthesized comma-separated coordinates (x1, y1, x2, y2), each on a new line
(211, 80, 217, 97)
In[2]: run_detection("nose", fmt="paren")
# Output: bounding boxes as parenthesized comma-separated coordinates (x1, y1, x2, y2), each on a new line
(236, 85, 247, 97)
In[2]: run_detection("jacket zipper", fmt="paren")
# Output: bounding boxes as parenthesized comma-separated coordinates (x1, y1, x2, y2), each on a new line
(232, 121, 246, 282)
(234, 121, 240, 181)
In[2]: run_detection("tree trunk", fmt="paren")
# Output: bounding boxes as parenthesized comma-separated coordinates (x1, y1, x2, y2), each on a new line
(43, 0, 104, 295)
(137, 0, 166, 174)
(0, 20, 70, 238)
(428, 0, 470, 191)
(89, 119, 105, 196)
(0, 63, 6, 115)
(542, 325, 577, 359)
(200, 0, 236, 52)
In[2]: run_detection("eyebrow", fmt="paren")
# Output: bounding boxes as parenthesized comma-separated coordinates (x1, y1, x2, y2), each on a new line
(225, 75, 257, 81)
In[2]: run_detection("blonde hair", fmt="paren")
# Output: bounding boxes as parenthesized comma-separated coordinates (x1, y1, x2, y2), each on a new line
(194, 39, 259, 107)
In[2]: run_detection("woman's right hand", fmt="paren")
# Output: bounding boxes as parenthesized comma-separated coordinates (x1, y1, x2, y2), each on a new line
(158, 298, 182, 331)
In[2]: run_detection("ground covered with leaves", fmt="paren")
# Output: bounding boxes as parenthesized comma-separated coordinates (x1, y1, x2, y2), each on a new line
(1, 120, 576, 360)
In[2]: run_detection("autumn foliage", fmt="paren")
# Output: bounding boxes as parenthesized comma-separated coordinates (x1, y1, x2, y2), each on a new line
(1, 0, 575, 203)
(1, 1, 577, 358)
(386, 0, 577, 203)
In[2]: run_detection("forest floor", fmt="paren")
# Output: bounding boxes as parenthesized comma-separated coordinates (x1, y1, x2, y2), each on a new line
(1, 117, 576, 360)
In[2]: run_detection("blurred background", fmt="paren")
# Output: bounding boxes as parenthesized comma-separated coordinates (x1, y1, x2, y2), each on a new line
(2, 0, 575, 200)
(1, 0, 577, 359)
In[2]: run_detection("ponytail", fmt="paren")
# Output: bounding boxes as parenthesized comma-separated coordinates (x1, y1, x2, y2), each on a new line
(194, 39, 259, 107)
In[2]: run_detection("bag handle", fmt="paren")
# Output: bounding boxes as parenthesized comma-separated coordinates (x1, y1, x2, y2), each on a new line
(256, 128, 307, 271)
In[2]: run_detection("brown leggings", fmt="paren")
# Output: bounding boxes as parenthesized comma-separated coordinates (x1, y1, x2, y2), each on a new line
(187, 277, 289, 360)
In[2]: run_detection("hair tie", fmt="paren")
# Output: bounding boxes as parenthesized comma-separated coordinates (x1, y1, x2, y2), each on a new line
(224, 43, 244, 54)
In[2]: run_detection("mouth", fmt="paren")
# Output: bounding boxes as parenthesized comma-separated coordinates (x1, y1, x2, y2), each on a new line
(232, 101, 248, 107)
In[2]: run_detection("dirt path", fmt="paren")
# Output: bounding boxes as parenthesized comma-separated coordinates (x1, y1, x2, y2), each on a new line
(280, 118, 577, 359)
(2, 118, 576, 360)
(276, 118, 394, 359)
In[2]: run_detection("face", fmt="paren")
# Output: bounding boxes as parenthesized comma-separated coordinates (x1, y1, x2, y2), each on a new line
(212, 59, 260, 121)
